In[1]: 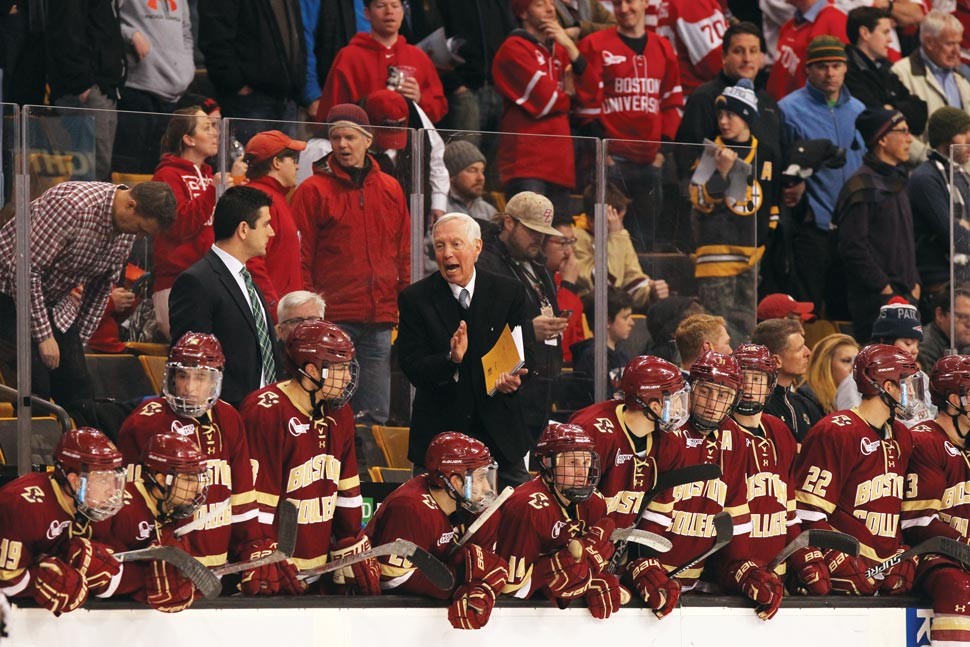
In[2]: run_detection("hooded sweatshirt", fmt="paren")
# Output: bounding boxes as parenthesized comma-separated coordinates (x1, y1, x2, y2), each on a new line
(119, 0, 195, 102)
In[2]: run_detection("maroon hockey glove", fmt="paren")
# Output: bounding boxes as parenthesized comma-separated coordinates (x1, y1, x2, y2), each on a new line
(879, 548, 917, 596)
(788, 547, 830, 596)
(459, 543, 509, 592)
(585, 573, 628, 620)
(330, 535, 381, 596)
(64, 537, 121, 596)
(238, 539, 306, 596)
(731, 560, 784, 620)
(825, 550, 876, 596)
(30, 556, 89, 616)
(576, 518, 616, 574)
(145, 558, 196, 613)
(627, 557, 681, 618)
(448, 582, 496, 629)
(533, 542, 593, 599)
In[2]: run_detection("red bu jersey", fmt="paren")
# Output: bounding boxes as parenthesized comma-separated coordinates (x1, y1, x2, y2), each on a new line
(719, 415, 798, 575)
(569, 400, 684, 529)
(639, 420, 752, 587)
(117, 398, 263, 566)
(496, 477, 609, 599)
(365, 474, 500, 599)
(652, 0, 728, 93)
(902, 420, 970, 546)
(240, 383, 362, 571)
(0, 473, 93, 598)
(793, 410, 912, 562)
(765, 2, 847, 102)
(575, 27, 683, 164)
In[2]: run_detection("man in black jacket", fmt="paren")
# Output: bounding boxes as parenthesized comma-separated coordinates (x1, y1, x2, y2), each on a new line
(843, 7, 927, 144)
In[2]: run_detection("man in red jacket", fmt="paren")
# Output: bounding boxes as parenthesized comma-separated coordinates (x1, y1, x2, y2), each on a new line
(317, 0, 448, 123)
(766, 0, 848, 101)
(243, 130, 307, 300)
(291, 104, 410, 425)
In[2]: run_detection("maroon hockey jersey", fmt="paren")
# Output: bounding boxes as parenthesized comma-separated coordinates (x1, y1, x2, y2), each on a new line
(902, 420, 970, 545)
(240, 382, 362, 571)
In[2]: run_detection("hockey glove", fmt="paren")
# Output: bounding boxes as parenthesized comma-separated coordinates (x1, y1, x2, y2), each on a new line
(533, 542, 593, 599)
(145, 558, 196, 613)
(879, 548, 917, 596)
(826, 550, 877, 596)
(238, 539, 307, 596)
(628, 557, 681, 618)
(731, 560, 784, 620)
(788, 547, 830, 595)
(585, 572, 628, 620)
(330, 535, 381, 596)
(64, 537, 121, 596)
(30, 556, 89, 616)
(575, 518, 616, 574)
(448, 583, 496, 630)
(458, 543, 509, 592)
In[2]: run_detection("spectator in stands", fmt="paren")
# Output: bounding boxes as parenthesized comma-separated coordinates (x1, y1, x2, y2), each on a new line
(555, 0, 615, 41)
(766, 0, 848, 102)
(437, 1, 514, 136)
(0, 181, 175, 407)
(688, 78, 781, 344)
(909, 107, 970, 303)
(571, 286, 633, 395)
(892, 10, 970, 162)
(920, 286, 970, 371)
(843, 7, 927, 146)
(313, 0, 358, 95)
(756, 293, 816, 323)
(574, 0, 682, 252)
(653, 0, 729, 94)
(797, 332, 859, 414)
(113, 0, 196, 174)
(45, 0, 126, 181)
(779, 35, 865, 317)
(291, 104, 410, 425)
(674, 313, 733, 376)
(151, 108, 277, 339)
(478, 191, 568, 443)
(835, 108, 920, 343)
(493, 0, 580, 221)
(444, 140, 498, 227)
(572, 183, 669, 312)
(318, 0, 447, 123)
(542, 217, 586, 364)
(243, 130, 307, 301)
(198, 1, 306, 127)
(751, 317, 822, 441)
(275, 290, 327, 342)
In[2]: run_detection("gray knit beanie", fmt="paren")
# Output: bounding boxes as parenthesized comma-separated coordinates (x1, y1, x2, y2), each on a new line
(444, 140, 487, 177)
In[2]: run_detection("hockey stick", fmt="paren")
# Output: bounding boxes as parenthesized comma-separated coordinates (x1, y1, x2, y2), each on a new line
(865, 536, 970, 579)
(767, 530, 859, 570)
(210, 501, 299, 577)
(607, 463, 723, 574)
(667, 511, 734, 578)
(610, 528, 672, 553)
(299, 538, 455, 590)
(114, 545, 222, 600)
(447, 486, 514, 559)
(174, 500, 230, 538)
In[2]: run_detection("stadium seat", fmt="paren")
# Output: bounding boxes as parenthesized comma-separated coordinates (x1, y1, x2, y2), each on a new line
(0, 416, 65, 469)
(139, 355, 167, 395)
(371, 425, 410, 468)
(368, 466, 411, 484)
(110, 172, 154, 187)
(85, 354, 156, 401)
(803, 319, 839, 350)
(124, 342, 170, 356)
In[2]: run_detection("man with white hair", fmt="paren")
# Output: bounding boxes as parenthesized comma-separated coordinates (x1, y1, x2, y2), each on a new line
(892, 9, 970, 161)
(396, 212, 534, 488)
(276, 291, 327, 341)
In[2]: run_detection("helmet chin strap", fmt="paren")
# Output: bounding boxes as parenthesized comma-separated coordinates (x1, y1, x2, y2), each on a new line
(298, 368, 328, 419)
(946, 398, 970, 448)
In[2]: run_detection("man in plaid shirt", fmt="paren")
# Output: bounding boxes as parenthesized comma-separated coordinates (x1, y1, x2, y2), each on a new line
(0, 181, 175, 406)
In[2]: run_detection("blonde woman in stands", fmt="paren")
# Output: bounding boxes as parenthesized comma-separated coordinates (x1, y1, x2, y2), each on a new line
(797, 333, 860, 414)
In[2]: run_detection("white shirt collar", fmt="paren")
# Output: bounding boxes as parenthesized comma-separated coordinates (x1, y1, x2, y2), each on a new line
(211, 243, 245, 277)
(447, 268, 477, 303)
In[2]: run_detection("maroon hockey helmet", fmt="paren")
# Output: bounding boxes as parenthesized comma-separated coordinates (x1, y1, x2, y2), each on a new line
(930, 355, 970, 409)
(689, 351, 742, 430)
(853, 344, 918, 397)
(285, 320, 359, 409)
(55, 427, 124, 474)
(164, 332, 225, 418)
(425, 432, 497, 512)
(690, 351, 743, 391)
(142, 433, 209, 522)
(535, 423, 601, 503)
(168, 332, 226, 371)
(733, 343, 778, 415)
(621, 356, 686, 410)
(142, 432, 208, 476)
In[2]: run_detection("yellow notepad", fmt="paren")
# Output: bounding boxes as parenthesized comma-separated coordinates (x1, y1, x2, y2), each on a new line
(481, 325, 525, 396)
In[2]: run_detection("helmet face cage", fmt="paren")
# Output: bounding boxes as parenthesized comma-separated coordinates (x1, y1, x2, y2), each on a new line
(163, 363, 223, 418)
(76, 467, 127, 522)
(894, 371, 927, 421)
(303, 357, 360, 409)
(459, 463, 499, 513)
(541, 449, 600, 503)
(145, 469, 210, 522)
(735, 369, 775, 415)
(690, 379, 739, 431)
(640, 385, 691, 431)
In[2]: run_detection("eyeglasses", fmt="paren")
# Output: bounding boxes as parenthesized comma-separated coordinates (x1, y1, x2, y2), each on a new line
(547, 237, 577, 248)
(280, 316, 323, 328)
(953, 311, 970, 324)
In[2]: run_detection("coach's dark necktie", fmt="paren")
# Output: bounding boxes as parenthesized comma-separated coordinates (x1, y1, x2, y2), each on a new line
(240, 267, 276, 382)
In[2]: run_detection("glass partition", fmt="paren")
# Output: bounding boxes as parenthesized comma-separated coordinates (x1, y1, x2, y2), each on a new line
(945, 144, 970, 359)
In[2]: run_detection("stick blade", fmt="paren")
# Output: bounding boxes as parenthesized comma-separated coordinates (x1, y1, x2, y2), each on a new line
(406, 545, 455, 590)
(654, 463, 722, 493)
(610, 528, 672, 553)
(711, 511, 734, 547)
(807, 529, 859, 556)
(276, 500, 299, 556)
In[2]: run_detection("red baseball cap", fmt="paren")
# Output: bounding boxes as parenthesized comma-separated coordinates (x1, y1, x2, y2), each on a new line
(244, 130, 307, 163)
(757, 293, 816, 322)
(364, 90, 409, 151)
